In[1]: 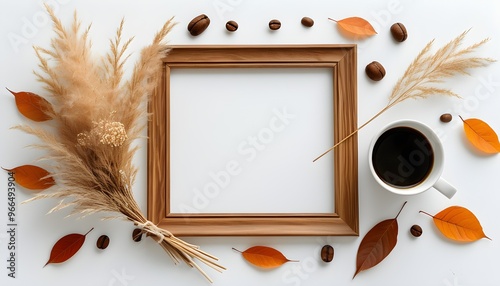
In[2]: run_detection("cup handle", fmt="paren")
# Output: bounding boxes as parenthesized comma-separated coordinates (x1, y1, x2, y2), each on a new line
(433, 177, 457, 199)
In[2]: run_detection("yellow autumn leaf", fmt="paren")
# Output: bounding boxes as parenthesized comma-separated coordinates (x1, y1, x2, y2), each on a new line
(233, 246, 297, 269)
(420, 206, 490, 242)
(329, 17, 377, 37)
(460, 116, 500, 154)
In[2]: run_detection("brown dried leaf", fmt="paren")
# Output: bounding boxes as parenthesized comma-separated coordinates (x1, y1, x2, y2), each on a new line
(3, 165, 55, 191)
(354, 202, 406, 278)
(7, 88, 53, 122)
(45, 228, 93, 266)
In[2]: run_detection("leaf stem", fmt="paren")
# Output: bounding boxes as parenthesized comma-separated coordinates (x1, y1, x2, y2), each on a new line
(84, 227, 94, 236)
(459, 116, 472, 131)
(395, 201, 407, 219)
(6, 87, 16, 96)
(232, 247, 242, 253)
(327, 18, 338, 23)
(418, 210, 434, 218)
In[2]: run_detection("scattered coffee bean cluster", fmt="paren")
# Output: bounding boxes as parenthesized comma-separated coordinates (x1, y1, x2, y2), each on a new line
(93, 228, 145, 251)
(186, 14, 408, 83)
(365, 22, 408, 81)
(187, 14, 318, 36)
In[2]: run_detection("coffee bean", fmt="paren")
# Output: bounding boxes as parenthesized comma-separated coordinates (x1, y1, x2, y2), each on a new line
(96, 235, 110, 249)
(365, 61, 386, 81)
(269, 19, 281, 30)
(225, 20, 238, 32)
(320, 245, 334, 262)
(301, 17, 314, 27)
(132, 228, 143, 242)
(188, 14, 210, 36)
(410, 225, 423, 237)
(390, 22, 408, 42)
(440, 113, 452, 123)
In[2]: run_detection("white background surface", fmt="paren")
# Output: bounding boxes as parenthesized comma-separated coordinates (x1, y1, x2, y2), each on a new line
(1, 0, 500, 285)
(169, 68, 334, 214)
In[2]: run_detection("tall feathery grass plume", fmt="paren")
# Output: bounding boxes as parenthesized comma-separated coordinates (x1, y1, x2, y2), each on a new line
(314, 30, 495, 162)
(20, 5, 225, 282)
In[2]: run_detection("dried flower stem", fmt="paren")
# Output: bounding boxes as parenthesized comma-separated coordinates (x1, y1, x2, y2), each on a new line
(313, 102, 395, 162)
(313, 30, 494, 162)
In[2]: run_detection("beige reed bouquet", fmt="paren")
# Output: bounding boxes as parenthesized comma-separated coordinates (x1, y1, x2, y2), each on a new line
(18, 6, 224, 282)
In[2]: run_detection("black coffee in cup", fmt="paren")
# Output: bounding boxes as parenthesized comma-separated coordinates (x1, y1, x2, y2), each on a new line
(371, 127, 434, 188)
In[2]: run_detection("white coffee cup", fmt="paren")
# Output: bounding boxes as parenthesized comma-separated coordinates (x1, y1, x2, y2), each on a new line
(368, 119, 456, 198)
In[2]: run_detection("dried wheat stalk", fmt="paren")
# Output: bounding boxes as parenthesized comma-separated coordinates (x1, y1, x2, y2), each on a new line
(22, 5, 225, 282)
(314, 30, 494, 162)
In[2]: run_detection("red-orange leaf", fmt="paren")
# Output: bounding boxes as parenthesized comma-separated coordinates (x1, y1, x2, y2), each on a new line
(354, 202, 406, 278)
(329, 17, 377, 37)
(45, 228, 93, 266)
(420, 206, 490, 242)
(460, 116, 500, 154)
(233, 246, 297, 269)
(3, 165, 55, 191)
(7, 88, 53, 122)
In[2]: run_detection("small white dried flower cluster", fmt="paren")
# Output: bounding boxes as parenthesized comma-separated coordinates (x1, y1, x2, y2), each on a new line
(77, 120, 127, 147)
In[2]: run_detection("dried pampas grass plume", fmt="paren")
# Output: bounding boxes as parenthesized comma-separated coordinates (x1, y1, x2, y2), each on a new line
(314, 29, 495, 162)
(22, 5, 225, 282)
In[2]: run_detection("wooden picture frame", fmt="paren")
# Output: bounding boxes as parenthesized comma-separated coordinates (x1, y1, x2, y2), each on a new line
(148, 45, 358, 236)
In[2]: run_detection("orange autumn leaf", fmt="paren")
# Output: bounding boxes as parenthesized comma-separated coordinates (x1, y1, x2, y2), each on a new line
(328, 17, 377, 37)
(420, 206, 490, 242)
(45, 228, 93, 266)
(460, 116, 500, 154)
(233, 246, 297, 269)
(3, 165, 55, 191)
(354, 202, 406, 278)
(7, 88, 54, 122)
